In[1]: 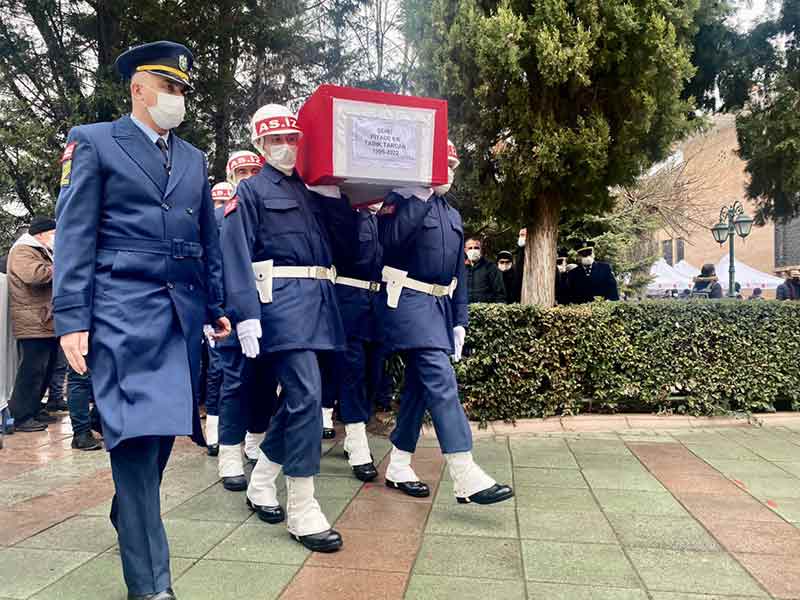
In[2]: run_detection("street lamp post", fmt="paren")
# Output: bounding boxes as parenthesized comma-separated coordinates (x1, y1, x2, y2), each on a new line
(711, 200, 754, 298)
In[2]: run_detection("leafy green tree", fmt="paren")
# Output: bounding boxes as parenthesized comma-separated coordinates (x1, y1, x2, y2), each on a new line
(411, 0, 713, 305)
(736, 0, 800, 223)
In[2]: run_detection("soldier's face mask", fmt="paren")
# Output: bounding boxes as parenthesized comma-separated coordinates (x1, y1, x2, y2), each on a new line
(434, 166, 456, 196)
(498, 260, 512, 272)
(261, 138, 298, 176)
(143, 84, 186, 130)
(580, 254, 594, 267)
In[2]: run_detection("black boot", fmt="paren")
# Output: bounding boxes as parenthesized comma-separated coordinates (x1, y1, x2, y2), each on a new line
(322, 427, 336, 440)
(35, 409, 58, 423)
(385, 479, 430, 498)
(246, 498, 285, 524)
(351, 462, 378, 482)
(457, 483, 514, 505)
(15, 419, 48, 432)
(207, 444, 219, 457)
(292, 529, 343, 552)
(222, 475, 248, 491)
(72, 431, 103, 451)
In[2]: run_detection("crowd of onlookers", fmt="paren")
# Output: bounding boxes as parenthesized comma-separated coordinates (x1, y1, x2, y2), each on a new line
(1, 216, 101, 449)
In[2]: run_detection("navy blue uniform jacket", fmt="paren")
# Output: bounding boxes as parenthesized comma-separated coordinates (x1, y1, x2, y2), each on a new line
(53, 115, 224, 450)
(377, 193, 468, 352)
(220, 165, 357, 353)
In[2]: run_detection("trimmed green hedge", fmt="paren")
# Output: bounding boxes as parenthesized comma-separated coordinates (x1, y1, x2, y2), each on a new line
(455, 301, 800, 422)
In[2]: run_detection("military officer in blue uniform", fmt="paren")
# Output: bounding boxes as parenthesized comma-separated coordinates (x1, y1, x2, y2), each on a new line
(53, 42, 231, 600)
(213, 153, 276, 492)
(333, 201, 385, 482)
(377, 141, 513, 505)
(220, 103, 357, 552)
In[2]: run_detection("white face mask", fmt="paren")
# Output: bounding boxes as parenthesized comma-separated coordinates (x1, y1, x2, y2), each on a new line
(145, 87, 185, 130)
(580, 255, 595, 267)
(466, 249, 481, 262)
(434, 166, 456, 196)
(367, 201, 383, 214)
(517, 237, 526, 248)
(263, 143, 297, 176)
(498, 262, 512, 272)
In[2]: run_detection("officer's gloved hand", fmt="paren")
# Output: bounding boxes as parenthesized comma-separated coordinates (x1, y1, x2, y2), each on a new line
(237, 319, 262, 358)
(306, 185, 341, 199)
(203, 324, 216, 348)
(392, 187, 433, 202)
(453, 325, 466, 362)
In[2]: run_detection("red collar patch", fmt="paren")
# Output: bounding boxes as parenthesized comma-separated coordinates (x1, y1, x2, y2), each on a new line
(61, 142, 77, 162)
(224, 195, 239, 217)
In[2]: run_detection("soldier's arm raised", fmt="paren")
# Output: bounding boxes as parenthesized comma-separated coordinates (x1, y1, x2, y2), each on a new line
(53, 128, 102, 374)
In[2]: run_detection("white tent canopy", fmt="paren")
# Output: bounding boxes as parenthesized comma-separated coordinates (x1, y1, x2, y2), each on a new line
(715, 254, 784, 290)
(673, 260, 700, 280)
(647, 258, 693, 293)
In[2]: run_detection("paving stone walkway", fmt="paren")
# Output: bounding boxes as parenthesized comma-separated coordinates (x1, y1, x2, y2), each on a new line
(2, 415, 800, 599)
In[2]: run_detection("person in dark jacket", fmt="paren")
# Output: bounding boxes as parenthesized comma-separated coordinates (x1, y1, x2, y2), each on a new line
(496, 250, 517, 304)
(776, 270, 800, 301)
(564, 241, 619, 304)
(464, 238, 505, 303)
(691, 264, 724, 299)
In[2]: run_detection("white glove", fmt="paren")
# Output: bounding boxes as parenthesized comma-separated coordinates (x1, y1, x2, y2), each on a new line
(453, 325, 466, 362)
(393, 187, 433, 202)
(203, 324, 216, 348)
(237, 319, 262, 358)
(306, 184, 341, 199)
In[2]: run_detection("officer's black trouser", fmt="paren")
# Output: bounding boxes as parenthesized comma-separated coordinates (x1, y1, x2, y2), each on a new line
(9, 337, 59, 423)
(109, 435, 174, 596)
(260, 350, 322, 477)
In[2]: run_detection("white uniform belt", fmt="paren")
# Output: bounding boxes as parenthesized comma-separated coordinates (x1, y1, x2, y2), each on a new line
(336, 276, 382, 293)
(381, 265, 458, 308)
(402, 277, 456, 297)
(272, 265, 336, 281)
(252, 260, 336, 304)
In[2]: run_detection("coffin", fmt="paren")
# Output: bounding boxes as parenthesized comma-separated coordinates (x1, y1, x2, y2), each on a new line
(296, 84, 449, 205)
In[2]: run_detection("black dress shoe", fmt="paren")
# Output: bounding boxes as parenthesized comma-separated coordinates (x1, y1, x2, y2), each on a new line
(15, 419, 48, 432)
(72, 431, 103, 451)
(222, 475, 248, 491)
(352, 462, 378, 482)
(207, 444, 219, 457)
(246, 498, 285, 524)
(46, 401, 68, 412)
(292, 528, 343, 552)
(128, 587, 176, 599)
(457, 483, 514, 505)
(35, 410, 58, 423)
(385, 479, 430, 497)
(322, 428, 336, 440)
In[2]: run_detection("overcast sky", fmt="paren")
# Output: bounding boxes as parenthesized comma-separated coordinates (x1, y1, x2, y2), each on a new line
(732, 0, 776, 31)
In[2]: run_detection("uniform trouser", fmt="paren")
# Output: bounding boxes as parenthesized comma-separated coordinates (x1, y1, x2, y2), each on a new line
(67, 367, 93, 435)
(318, 351, 337, 411)
(369, 347, 393, 411)
(9, 338, 59, 423)
(389, 349, 472, 455)
(109, 435, 174, 596)
(47, 347, 68, 408)
(336, 338, 378, 425)
(260, 350, 322, 477)
(205, 345, 223, 417)
(218, 346, 273, 445)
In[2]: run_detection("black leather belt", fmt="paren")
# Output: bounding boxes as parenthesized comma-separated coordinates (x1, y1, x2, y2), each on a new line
(98, 235, 203, 259)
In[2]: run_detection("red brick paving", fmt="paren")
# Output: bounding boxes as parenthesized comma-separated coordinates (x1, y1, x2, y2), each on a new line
(280, 444, 444, 600)
(629, 442, 800, 599)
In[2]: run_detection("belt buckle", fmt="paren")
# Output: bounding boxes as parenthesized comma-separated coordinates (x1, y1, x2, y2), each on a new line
(369, 281, 381, 293)
(315, 266, 329, 280)
(172, 239, 185, 259)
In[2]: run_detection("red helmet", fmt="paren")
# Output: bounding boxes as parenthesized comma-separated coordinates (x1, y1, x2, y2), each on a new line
(226, 150, 263, 184)
(211, 181, 235, 203)
(447, 139, 460, 169)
